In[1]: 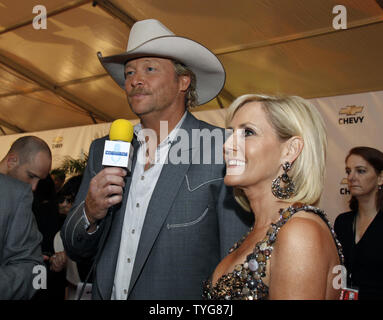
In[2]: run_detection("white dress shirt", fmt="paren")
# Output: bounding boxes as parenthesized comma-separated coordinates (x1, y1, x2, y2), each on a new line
(111, 112, 187, 300)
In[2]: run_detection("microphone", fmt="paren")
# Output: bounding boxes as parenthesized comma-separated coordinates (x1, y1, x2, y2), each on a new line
(102, 119, 134, 172)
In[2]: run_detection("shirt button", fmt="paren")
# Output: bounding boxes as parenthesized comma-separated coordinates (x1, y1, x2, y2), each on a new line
(136, 203, 140, 208)
(124, 289, 128, 295)
(132, 229, 135, 234)
(141, 175, 145, 180)
(127, 258, 131, 263)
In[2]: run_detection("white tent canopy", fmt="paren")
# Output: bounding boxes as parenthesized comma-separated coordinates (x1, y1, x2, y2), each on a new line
(1, 0, 383, 135)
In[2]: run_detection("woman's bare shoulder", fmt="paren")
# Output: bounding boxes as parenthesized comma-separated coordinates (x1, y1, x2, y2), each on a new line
(274, 211, 334, 258)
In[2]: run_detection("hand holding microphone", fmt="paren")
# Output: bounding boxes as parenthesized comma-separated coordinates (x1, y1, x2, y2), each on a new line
(85, 119, 134, 224)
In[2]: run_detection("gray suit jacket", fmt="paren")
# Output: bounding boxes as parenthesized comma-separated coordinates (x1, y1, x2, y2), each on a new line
(62, 112, 251, 299)
(0, 173, 43, 300)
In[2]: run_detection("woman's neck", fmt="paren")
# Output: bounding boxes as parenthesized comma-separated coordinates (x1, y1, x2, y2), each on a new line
(244, 185, 290, 229)
(357, 193, 378, 218)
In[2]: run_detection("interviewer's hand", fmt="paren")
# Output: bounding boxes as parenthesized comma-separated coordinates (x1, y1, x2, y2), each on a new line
(84, 167, 126, 225)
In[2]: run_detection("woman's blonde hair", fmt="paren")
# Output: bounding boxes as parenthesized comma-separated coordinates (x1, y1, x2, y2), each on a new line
(226, 94, 327, 211)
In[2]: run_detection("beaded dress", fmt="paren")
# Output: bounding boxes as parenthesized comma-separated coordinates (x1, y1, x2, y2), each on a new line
(203, 204, 344, 300)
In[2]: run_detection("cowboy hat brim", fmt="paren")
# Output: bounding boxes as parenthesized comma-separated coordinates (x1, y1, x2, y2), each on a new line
(98, 35, 225, 106)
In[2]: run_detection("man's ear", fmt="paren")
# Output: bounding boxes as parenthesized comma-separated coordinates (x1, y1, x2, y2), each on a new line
(6, 153, 19, 170)
(178, 75, 191, 92)
(281, 136, 304, 164)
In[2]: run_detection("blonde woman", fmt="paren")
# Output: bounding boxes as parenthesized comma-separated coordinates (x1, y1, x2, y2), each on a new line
(203, 94, 344, 300)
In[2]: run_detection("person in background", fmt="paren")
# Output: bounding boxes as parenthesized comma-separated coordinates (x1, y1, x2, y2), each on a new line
(50, 175, 92, 299)
(0, 173, 44, 299)
(334, 146, 383, 300)
(0, 135, 51, 299)
(51, 169, 66, 193)
(31, 175, 65, 300)
(56, 175, 82, 226)
(0, 135, 52, 192)
(203, 94, 344, 300)
(32, 175, 60, 261)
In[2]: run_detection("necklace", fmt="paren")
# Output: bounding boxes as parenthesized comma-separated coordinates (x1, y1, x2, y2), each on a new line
(203, 203, 344, 300)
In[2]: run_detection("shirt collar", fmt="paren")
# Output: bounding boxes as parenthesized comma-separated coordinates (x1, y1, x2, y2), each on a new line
(133, 111, 187, 146)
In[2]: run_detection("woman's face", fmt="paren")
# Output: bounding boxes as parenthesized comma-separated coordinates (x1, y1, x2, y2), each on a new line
(345, 154, 382, 199)
(58, 196, 73, 215)
(224, 101, 285, 190)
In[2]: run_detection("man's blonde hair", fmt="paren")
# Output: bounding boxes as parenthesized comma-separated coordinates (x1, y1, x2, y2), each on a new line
(172, 61, 198, 109)
(226, 94, 327, 211)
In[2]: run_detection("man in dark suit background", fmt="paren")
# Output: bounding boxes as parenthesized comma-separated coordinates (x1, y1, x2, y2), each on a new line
(0, 135, 52, 192)
(62, 19, 251, 300)
(0, 174, 44, 299)
(0, 136, 51, 299)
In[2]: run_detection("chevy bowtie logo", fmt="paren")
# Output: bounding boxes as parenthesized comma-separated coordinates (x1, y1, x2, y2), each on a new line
(340, 178, 348, 185)
(52, 136, 63, 149)
(52, 136, 63, 143)
(338, 105, 365, 125)
(339, 105, 363, 116)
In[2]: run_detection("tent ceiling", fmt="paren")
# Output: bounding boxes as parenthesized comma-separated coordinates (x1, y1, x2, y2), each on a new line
(0, 0, 382, 135)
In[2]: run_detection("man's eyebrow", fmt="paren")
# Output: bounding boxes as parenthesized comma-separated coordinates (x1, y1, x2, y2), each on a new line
(126, 59, 159, 68)
(125, 64, 133, 71)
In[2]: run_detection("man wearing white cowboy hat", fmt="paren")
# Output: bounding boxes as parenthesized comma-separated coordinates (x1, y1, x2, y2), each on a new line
(62, 19, 250, 300)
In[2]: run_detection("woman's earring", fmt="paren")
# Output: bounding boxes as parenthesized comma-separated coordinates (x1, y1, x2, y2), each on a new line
(271, 161, 295, 199)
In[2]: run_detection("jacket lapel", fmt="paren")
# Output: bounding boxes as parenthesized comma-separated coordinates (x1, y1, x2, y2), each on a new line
(128, 112, 201, 294)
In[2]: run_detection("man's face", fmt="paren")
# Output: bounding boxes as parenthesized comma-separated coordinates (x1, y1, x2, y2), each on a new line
(124, 57, 190, 117)
(8, 151, 52, 191)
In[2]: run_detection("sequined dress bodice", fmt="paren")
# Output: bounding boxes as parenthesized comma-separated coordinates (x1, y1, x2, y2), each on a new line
(203, 204, 344, 300)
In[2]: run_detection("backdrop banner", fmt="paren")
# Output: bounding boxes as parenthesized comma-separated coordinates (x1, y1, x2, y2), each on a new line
(0, 91, 382, 222)
(310, 90, 383, 222)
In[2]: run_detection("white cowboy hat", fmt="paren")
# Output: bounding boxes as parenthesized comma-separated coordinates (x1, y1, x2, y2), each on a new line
(97, 19, 225, 106)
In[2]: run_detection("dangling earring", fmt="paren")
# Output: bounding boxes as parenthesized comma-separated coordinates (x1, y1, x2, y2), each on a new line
(271, 161, 295, 199)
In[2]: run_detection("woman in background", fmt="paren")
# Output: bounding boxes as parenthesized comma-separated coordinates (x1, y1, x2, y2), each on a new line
(49, 175, 92, 299)
(334, 146, 383, 299)
(32, 175, 65, 300)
